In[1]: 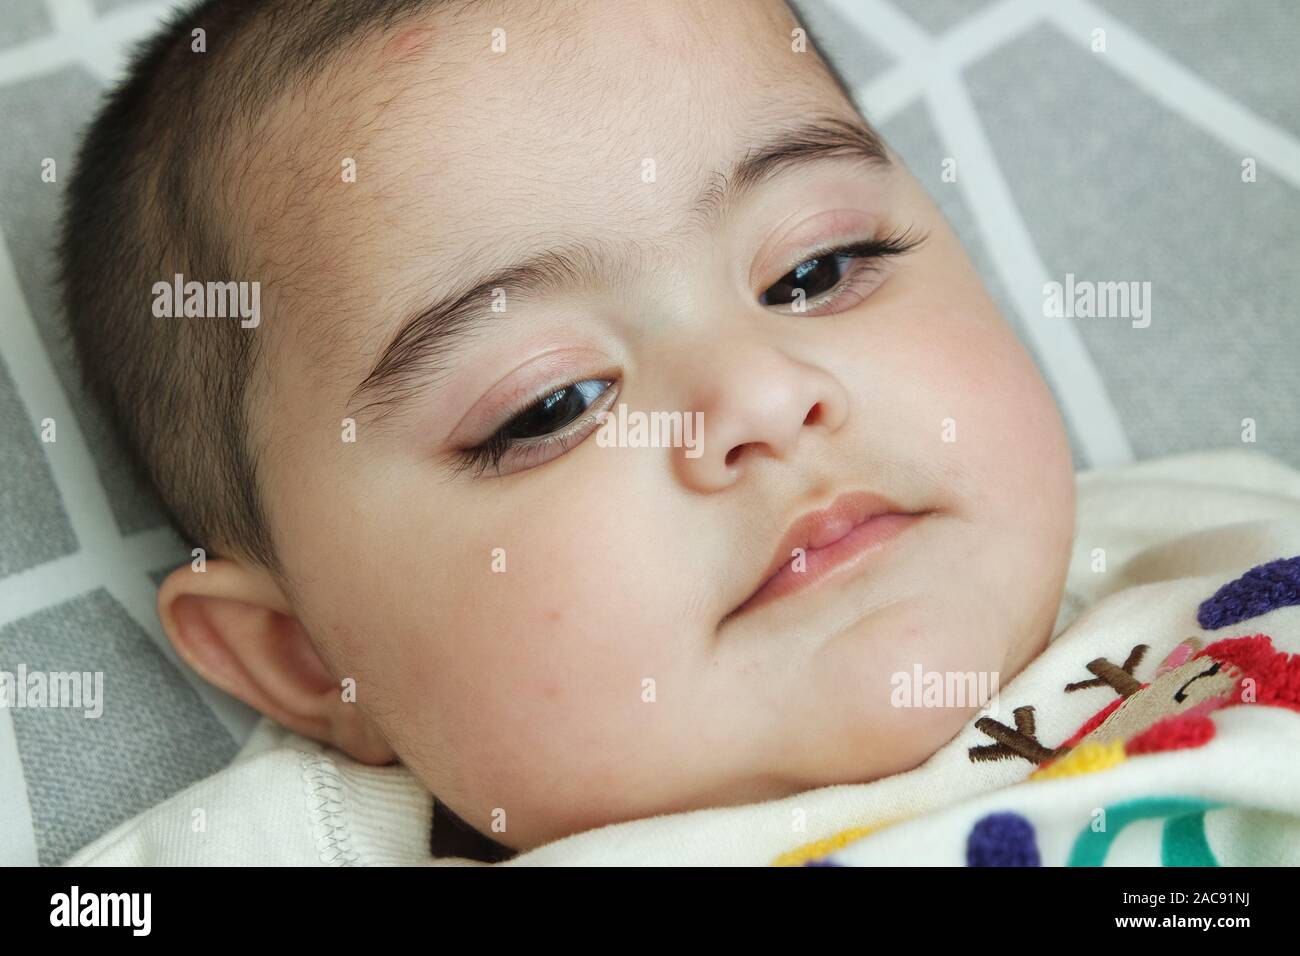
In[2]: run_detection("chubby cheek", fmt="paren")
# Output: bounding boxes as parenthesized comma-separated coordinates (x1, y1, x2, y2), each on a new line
(869, 239, 1075, 568)
(369, 470, 710, 846)
(796, 240, 1075, 782)
(864, 189, 1074, 499)
(908, 241, 1074, 512)
(937, 316, 1076, 633)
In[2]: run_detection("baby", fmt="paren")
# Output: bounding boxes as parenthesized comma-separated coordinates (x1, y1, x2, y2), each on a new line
(63, 0, 1115, 860)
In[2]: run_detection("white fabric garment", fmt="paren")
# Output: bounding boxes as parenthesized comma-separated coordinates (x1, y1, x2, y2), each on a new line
(67, 448, 1300, 866)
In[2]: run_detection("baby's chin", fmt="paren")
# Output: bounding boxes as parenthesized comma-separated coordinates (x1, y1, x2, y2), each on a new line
(782, 592, 1036, 787)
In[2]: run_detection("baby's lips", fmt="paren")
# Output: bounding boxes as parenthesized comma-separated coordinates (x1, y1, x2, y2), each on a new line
(727, 489, 920, 619)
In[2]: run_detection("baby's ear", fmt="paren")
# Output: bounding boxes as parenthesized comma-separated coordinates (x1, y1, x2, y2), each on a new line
(157, 559, 396, 765)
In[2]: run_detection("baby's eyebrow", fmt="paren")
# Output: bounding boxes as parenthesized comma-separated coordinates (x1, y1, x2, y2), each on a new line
(347, 115, 889, 425)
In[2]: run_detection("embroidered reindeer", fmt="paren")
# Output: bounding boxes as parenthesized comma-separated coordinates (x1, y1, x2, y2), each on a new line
(969, 635, 1300, 768)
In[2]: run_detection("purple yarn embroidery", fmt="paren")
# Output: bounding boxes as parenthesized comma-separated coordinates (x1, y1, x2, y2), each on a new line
(1197, 556, 1300, 630)
(966, 812, 1041, 867)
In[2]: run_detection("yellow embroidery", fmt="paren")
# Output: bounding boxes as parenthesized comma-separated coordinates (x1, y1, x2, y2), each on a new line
(772, 820, 895, 867)
(1030, 739, 1126, 780)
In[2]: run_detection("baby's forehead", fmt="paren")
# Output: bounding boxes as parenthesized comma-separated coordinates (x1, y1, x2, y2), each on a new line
(237, 0, 856, 392)
(253, 2, 840, 214)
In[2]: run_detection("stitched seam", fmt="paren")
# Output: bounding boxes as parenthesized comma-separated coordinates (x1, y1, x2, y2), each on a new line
(302, 753, 363, 866)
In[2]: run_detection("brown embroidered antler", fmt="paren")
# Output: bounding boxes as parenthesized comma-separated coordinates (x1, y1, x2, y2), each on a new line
(969, 706, 1060, 764)
(1065, 643, 1148, 697)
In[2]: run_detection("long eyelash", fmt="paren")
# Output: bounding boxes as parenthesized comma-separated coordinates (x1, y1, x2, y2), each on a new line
(777, 225, 928, 313)
(453, 382, 601, 478)
(453, 429, 514, 477)
(801, 225, 929, 271)
(455, 429, 585, 478)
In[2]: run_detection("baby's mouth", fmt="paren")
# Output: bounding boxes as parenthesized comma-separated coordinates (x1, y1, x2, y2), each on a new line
(724, 491, 928, 623)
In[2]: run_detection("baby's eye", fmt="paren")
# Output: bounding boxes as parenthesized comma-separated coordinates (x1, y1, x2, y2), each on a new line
(457, 378, 616, 477)
(760, 253, 856, 307)
(758, 228, 927, 315)
(500, 379, 608, 441)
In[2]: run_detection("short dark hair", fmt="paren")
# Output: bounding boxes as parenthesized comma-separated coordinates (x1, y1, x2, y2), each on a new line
(58, 0, 462, 574)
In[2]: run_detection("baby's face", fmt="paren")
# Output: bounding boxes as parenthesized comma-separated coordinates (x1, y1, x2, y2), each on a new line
(244, 0, 1074, 849)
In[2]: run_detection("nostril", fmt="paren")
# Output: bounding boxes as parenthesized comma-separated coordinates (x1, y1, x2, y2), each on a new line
(725, 445, 745, 467)
(804, 403, 822, 427)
